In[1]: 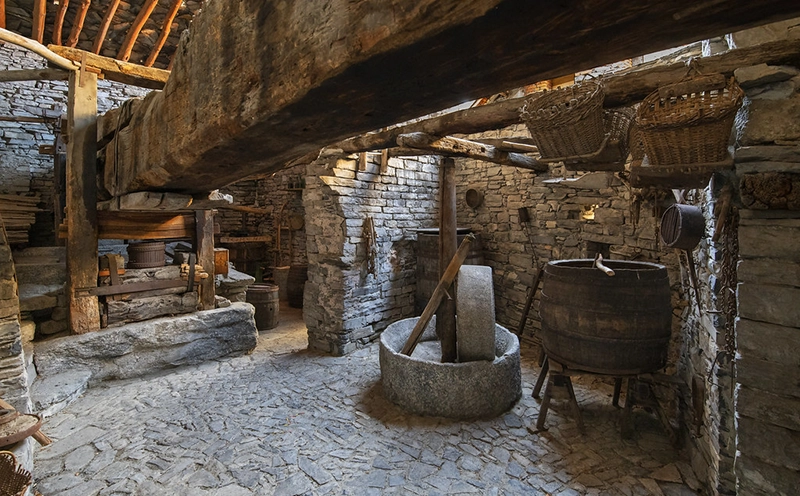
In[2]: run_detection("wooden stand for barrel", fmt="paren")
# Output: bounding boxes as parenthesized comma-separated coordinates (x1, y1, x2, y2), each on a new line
(246, 284, 279, 330)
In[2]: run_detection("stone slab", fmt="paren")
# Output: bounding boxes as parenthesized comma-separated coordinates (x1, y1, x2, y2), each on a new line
(33, 303, 257, 383)
(456, 265, 496, 362)
(735, 145, 800, 163)
(737, 318, 800, 366)
(737, 355, 800, 399)
(737, 258, 800, 287)
(30, 369, 92, 418)
(737, 386, 800, 432)
(739, 223, 800, 261)
(734, 63, 799, 88)
(737, 282, 800, 328)
(736, 455, 800, 496)
(737, 417, 800, 471)
(740, 92, 800, 146)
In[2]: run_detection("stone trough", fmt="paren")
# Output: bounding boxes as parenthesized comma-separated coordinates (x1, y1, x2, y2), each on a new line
(379, 316, 521, 419)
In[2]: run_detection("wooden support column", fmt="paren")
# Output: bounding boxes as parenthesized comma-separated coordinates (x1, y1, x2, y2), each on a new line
(66, 70, 100, 334)
(194, 210, 215, 310)
(437, 157, 458, 363)
(31, 0, 45, 43)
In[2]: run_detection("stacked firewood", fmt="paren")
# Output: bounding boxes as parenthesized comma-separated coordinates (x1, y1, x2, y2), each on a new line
(0, 194, 41, 245)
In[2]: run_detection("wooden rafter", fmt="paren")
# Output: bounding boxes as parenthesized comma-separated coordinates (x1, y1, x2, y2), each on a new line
(49, 44, 169, 89)
(92, 0, 121, 54)
(66, 0, 92, 48)
(0, 0, 6, 30)
(52, 0, 70, 45)
(117, 0, 159, 62)
(31, 0, 46, 43)
(145, 0, 181, 67)
(0, 28, 78, 70)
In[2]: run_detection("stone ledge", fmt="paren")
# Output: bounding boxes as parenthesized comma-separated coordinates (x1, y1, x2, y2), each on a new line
(33, 303, 258, 383)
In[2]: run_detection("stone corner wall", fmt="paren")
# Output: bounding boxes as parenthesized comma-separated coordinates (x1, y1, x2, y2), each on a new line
(303, 152, 439, 355)
(0, 215, 31, 413)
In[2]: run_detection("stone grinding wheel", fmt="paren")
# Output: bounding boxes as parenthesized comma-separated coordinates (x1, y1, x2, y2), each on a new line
(456, 265, 497, 362)
(0, 413, 42, 449)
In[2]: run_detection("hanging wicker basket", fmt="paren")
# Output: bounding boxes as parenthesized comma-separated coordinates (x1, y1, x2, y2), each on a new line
(0, 451, 32, 496)
(520, 79, 605, 159)
(636, 73, 744, 165)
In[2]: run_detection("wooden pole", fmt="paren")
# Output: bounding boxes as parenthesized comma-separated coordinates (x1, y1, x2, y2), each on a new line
(0, 0, 5, 30)
(66, 70, 100, 334)
(66, 0, 92, 48)
(31, 0, 45, 43)
(52, 0, 70, 45)
(117, 0, 159, 62)
(195, 210, 216, 310)
(0, 28, 79, 70)
(92, 0, 121, 54)
(515, 266, 543, 336)
(437, 157, 458, 362)
(401, 235, 474, 356)
(145, 0, 181, 67)
(0, 399, 51, 446)
(397, 132, 546, 171)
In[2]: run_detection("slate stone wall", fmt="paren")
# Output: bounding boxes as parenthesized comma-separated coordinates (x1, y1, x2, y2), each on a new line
(303, 152, 439, 355)
(0, 44, 149, 245)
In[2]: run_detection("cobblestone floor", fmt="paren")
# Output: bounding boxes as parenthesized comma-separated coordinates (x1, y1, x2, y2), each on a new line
(33, 307, 700, 495)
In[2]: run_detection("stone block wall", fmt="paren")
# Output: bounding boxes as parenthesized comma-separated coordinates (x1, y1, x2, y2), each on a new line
(218, 163, 307, 270)
(730, 61, 800, 496)
(0, 44, 149, 245)
(0, 215, 30, 413)
(303, 152, 439, 355)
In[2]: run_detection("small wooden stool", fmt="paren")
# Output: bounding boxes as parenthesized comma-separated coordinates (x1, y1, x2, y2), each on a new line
(534, 358, 585, 433)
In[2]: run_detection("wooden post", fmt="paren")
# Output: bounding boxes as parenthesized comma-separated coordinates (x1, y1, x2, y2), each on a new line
(66, 70, 100, 334)
(437, 157, 458, 362)
(195, 210, 215, 310)
(66, 0, 92, 48)
(117, 0, 159, 62)
(52, 0, 70, 45)
(0, 0, 6, 29)
(145, 0, 182, 67)
(92, 0, 121, 54)
(31, 0, 45, 43)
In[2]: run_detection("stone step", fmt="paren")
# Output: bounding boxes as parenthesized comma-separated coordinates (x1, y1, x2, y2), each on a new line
(13, 262, 67, 288)
(30, 369, 92, 418)
(12, 246, 66, 262)
(18, 284, 63, 312)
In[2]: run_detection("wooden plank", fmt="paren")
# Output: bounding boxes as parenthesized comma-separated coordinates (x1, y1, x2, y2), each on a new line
(66, 70, 100, 334)
(437, 157, 458, 363)
(145, 0, 182, 67)
(92, 0, 121, 54)
(31, 0, 45, 43)
(195, 210, 216, 310)
(397, 132, 547, 171)
(0, 68, 70, 82)
(49, 45, 169, 90)
(117, 0, 159, 62)
(52, 0, 70, 45)
(106, 292, 198, 325)
(59, 211, 195, 240)
(78, 279, 187, 297)
(66, 0, 92, 48)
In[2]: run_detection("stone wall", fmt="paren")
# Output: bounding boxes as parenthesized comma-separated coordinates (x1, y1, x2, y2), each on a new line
(0, 215, 30, 413)
(0, 44, 149, 245)
(731, 62, 800, 496)
(303, 151, 439, 355)
(218, 163, 307, 272)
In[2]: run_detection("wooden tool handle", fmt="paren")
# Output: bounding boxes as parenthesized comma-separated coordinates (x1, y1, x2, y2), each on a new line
(0, 398, 52, 446)
(594, 254, 615, 277)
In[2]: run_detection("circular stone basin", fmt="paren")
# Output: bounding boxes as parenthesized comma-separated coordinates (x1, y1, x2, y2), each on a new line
(379, 317, 521, 419)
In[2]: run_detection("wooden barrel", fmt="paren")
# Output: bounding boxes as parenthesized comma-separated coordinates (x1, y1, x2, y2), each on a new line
(415, 229, 483, 313)
(287, 264, 308, 308)
(539, 259, 672, 375)
(126, 241, 166, 269)
(246, 284, 280, 330)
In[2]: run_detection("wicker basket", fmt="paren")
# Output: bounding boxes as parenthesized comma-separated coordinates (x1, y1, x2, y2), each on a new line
(521, 80, 605, 159)
(603, 107, 636, 159)
(637, 75, 744, 165)
(0, 451, 31, 496)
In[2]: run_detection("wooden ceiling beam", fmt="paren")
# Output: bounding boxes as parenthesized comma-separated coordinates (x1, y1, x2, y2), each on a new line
(0, 27, 78, 70)
(145, 0, 181, 67)
(49, 44, 169, 89)
(397, 132, 547, 171)
(92, 0, 121, 54)
(0, 0, 6, 30)
(117, 0, 159, 62)
(52, 0, 70, 45)
(66, 0, 92, 48)
(31, 0, 46, 43)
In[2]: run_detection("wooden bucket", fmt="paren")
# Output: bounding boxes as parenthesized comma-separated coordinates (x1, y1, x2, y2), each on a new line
(126, 241, 165, 269)
(246, 284, 279, 331)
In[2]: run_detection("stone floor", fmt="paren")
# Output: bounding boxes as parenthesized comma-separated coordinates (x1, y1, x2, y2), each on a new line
(32, 305, 701, 495)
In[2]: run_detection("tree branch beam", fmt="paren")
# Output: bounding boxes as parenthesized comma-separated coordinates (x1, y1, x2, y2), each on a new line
(92, 0, 121, 55)
(397, 132, 547, 171)
(66, 0, 92, 48)
(145, 0, 182, 67)
(117, 0, 159, 62)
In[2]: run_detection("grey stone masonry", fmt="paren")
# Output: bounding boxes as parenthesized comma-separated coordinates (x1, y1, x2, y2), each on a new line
(303, 152, 439, 355)
(0, 44, 149, 245)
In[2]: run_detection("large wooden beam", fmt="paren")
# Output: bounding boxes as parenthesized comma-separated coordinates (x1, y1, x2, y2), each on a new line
(66, 0, 92, 48)
(145, 0, 182, 67)
(49, 45, 169, 89)
(117, 0, 159, 62)
(437, 157, 458, 363)
(101, 0, 800, 196)
(66, 71, 100, 334)
(31, 0, 45, 43)
(0, 68, 70, 82)
(92, 0, 121, 55)
(340, 37, 800, 154)
(397, 133, 547, 171)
